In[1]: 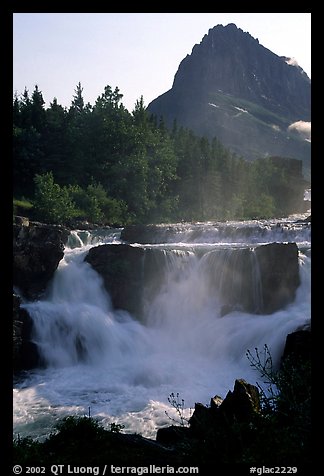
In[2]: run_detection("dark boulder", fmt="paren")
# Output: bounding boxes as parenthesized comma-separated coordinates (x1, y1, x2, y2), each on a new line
(296, 214, 311, 223)
(255, 242, 300, 313)
(85, 244, 145, 319)
(218, 379, 260, 423)
(209, 242, 300, 315)
(281, 325, 311, 365)
(13, 294, 40, 372)
(85, 242, 301, 318)
(189, 379, 260, 437)
(156, 425, 191, 446)
(14, 215, 30, 226)
(85, 244, 178, 319)
(13, 218, 70, 300)
(158, 379, 260, 452)
(208, 247, 258, 314)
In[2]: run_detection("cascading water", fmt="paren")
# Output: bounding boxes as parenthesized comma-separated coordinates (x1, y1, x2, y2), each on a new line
(13, 219, 311, 441)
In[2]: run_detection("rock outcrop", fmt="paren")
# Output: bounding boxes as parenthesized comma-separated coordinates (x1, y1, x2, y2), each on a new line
(85, 244, 146, 319)
(13, 294, 40, 372)
(157, 378, 260, 445)
(281, 324, 311, 365)
(254, 242, 300, 314)
(86, 241, 300, 318)
(13, 217, 70, 300)
(13, 217, 69, 372)
(183, 379, 260, 441)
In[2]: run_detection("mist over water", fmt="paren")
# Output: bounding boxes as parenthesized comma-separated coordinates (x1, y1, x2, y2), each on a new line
(13, 219, 311, 440)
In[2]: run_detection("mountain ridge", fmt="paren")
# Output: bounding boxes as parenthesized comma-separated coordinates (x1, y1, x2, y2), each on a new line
(147, 23, 311, 178)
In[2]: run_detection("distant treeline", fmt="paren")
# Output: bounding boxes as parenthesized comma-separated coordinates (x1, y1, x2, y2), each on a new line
(13, 83, 309, 225)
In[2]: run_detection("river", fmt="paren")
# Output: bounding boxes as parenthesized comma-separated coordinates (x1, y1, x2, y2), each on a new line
(13, 215, 311, 441)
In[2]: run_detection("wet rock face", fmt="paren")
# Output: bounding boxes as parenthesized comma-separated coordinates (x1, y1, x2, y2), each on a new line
(210, 242, 300, 315)
(85, 244, 179, 319)
(281, 326, 311, 365)
(255, 242, 300, 314)
(13, 293, 40, 372)
(13, 218, 70, 300)
(13, 219, 69, 372)
(85, 244, 146, 319)
(85, 242, 300, 318)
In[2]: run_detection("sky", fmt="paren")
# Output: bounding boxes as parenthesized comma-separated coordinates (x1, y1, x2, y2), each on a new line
(13, 13, 311, 113)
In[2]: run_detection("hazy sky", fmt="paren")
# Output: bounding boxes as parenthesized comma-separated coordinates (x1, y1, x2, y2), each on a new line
(13, 13, 311, 112)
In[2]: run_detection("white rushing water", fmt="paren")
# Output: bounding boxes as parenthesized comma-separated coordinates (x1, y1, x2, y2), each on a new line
(13, 220, 311, 441)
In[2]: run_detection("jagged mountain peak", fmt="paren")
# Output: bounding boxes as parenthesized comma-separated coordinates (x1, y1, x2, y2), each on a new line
(147, 23, 311, 178)
(171, 23, 310, 120)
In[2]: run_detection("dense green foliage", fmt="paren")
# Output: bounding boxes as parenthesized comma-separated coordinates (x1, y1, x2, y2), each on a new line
(13, 84, 308, 225)
(243, 345, 311, 465)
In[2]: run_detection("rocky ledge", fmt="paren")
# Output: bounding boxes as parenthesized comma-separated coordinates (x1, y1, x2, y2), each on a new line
(85, 241, 300, 318)
(13, 216, 70, 299)
(13, 217, 70, 372)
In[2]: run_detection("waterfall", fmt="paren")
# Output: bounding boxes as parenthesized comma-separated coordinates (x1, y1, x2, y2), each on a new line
(14, 220, 311, 441)
(24, 249, 149, 367)
(250, 248, 264, 313)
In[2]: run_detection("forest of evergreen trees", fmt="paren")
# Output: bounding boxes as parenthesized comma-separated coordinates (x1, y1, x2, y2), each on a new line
(13, 83, 309, 226)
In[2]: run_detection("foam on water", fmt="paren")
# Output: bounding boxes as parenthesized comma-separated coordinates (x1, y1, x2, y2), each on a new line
(13, 222, 311, 441)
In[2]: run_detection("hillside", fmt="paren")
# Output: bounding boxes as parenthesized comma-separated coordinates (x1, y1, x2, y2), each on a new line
(147, 23, 311, 178)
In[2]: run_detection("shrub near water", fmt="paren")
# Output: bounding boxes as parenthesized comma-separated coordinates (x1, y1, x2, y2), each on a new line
(33, 172, 77, 224)
(242, 345, 311, 464)
(32, 172, 127, 225)
(13, 416, 183, 466)
(13, 416, 122, 465)
(13, 198, 33, 217)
